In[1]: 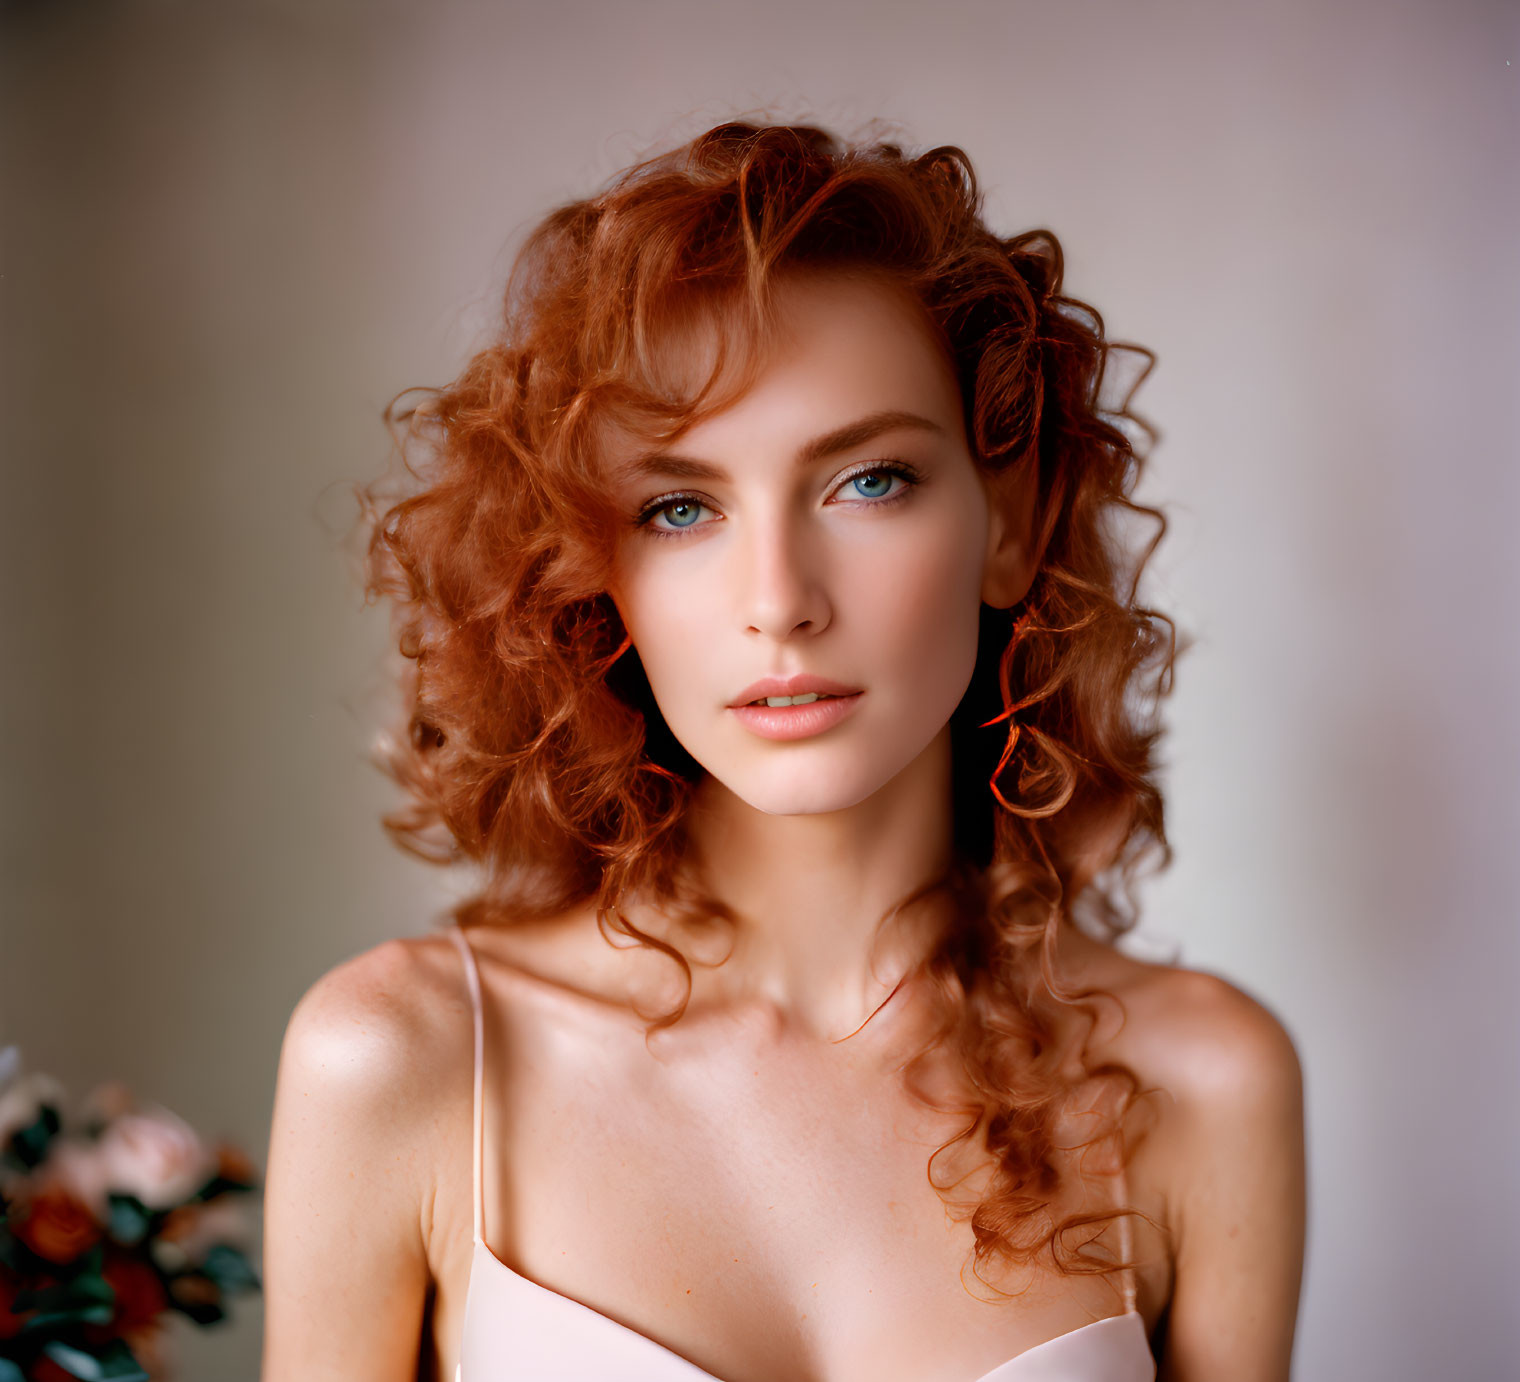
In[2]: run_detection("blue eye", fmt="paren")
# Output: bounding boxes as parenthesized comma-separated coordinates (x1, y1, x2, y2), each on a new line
(848, 471, 896, 499)
(834, 460, 921, 504)
(632, 460, 920, 540)
(658, 500, 704, 528)
(636, 495, 714, 537)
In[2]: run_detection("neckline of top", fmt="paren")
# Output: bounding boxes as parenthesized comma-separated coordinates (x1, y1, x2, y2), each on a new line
(468, 1235, 1147, 1382)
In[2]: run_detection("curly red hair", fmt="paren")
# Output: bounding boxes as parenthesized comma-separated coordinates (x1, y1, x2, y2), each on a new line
(363, 120, 1179, 1289)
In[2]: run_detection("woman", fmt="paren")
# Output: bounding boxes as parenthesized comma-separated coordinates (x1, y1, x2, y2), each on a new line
(261, 121, 1306, 1381)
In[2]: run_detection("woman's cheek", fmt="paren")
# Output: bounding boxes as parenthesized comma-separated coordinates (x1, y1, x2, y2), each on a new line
(862, 527, 982, 682)
(632, 571, 721, 715)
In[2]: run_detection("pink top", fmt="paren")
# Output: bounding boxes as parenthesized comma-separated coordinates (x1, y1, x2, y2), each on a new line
(448, 923, 1156, 1381)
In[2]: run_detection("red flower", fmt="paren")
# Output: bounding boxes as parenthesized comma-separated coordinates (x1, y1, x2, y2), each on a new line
(0, 1265, 33, 1340)
(102, 1249, 168, 1329)
(13, 1187, 103, 1264)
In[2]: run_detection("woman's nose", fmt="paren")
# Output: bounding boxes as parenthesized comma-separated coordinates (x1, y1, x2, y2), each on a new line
(734, 511, 832, 640)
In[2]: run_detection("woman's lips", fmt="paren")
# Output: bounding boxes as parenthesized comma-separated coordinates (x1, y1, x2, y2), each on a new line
(729, 692, 865, 741)
(728, 674, 863, 705)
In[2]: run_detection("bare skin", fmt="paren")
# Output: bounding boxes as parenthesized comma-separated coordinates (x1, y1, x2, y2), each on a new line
(261, 913, 1303, 1382)
(261, 272, 1305, 1381)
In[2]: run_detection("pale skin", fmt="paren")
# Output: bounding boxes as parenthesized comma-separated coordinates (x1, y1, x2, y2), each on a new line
(261, 272, 1306, 1381)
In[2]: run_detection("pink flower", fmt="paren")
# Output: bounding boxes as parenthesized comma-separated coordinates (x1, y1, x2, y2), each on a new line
(40, 1136, 112, 1219)
(96, 1106, 217, 1210)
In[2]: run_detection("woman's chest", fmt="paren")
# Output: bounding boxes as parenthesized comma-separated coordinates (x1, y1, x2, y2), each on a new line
(429, 997, 1136, 1382)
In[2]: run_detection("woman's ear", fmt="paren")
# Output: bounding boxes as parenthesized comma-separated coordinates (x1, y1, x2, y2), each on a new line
(980, 457, 1040, 610)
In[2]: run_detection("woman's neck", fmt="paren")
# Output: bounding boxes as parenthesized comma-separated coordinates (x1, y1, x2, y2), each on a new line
(654, 726, 960, 1040)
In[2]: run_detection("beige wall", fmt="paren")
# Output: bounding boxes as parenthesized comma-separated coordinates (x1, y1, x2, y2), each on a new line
(3, 2, 1516, 1377)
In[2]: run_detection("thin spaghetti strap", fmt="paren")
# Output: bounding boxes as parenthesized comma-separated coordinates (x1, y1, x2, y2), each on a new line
(447, 922, 486, 1245)
(1112, 1153, 1139, 1315)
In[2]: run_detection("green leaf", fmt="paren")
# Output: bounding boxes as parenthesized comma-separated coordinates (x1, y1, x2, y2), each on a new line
(40, 1339, 150, 1381)
(17, 1300, 116, 1332)
(0, 1359, 25, 1382)
(105, 1195, 152, 1246)
(201, 1243, 261, 1294)
(13, 1270, 116, 1334)
(0, 1228, 38, 1273)
(188, 1173, 257, 1202)
(8, 1105, 62, 1170)
(14, 1271, 115, 1312)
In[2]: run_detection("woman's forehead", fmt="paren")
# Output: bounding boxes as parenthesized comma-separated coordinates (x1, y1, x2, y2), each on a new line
(598, 268, 958, 466)
(669, 264, 933, 360)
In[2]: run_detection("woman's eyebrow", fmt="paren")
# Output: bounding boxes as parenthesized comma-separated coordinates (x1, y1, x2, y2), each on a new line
(618, 409, 945, 483)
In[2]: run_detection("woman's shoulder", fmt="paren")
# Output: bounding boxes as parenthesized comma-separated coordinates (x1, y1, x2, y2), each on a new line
(1063, 925, 1305, 1252)
(262, 931, 481, 1374)
(1058, 922, 1303, 1108)
(1079, 934, 1308, 1363)
(277, 928, 475, 1137)
(1057, 926, 1307, 1321)
(1115, 950, 1301, 1127)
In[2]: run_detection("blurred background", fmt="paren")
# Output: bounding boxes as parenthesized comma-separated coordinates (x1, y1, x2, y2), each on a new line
(2, 0, 1516, 1377)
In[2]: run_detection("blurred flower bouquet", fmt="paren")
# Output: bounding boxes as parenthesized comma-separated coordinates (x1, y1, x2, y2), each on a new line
(0, 1047, 260, 1381)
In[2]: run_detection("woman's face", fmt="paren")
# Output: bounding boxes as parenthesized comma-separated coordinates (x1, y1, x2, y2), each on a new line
(604, 269, 1025, 817)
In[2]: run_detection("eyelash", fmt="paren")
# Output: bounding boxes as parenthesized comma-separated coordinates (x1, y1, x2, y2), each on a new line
(632, 460, 924, 540)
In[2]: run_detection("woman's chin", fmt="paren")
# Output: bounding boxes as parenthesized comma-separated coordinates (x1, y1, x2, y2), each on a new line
(720, 772, 894, 819)
(685, 731, 942, 820)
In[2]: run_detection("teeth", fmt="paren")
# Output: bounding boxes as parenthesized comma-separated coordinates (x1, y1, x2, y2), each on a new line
(758, 692, 832, 707)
